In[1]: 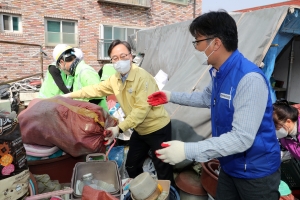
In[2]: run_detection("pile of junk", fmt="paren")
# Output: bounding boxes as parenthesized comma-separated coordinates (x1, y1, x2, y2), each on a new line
(0, 76, 41, 113)
(0, 69, 220, 200)
(4, 5, 300, 199)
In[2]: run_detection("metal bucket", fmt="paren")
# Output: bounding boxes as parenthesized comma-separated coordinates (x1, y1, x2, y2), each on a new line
(71, 153, 121, 199)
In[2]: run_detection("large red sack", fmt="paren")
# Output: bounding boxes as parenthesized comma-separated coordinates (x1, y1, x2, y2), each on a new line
(18, 96, 118, 157)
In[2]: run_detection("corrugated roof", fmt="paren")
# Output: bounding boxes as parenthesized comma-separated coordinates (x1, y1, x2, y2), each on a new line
(235, 0, 300, 12)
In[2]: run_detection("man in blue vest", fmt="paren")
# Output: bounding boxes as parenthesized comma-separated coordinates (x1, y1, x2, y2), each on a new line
(147, 10, 281, 199)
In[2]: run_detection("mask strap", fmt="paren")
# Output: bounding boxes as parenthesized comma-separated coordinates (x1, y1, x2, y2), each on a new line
(204, 39, 215, 52)
(59, 58, 67, 71)
(281, 123, 289, 132)
(61, 57, 68, 71)
(207, 50, 215, 58)
(203, 39, 215, 58)
(69, 58, 81, 76)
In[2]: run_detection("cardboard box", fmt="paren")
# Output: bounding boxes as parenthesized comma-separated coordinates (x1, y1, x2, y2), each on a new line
(19, 92, 39, 106)
(0, 99, 11, 113)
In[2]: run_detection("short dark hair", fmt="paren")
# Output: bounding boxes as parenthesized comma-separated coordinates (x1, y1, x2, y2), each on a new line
(189, 10, 238, 52)
(107, 40, 131, 57)
(58, 49, 75, 63)
(273, 99, 298, 129)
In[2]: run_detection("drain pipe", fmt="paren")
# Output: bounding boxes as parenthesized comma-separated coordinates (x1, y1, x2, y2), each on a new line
(0, 73, 42, 86)
(193, 0, 196, 18)
(286, 38, 294, 101)
(0, 40, 44, 79)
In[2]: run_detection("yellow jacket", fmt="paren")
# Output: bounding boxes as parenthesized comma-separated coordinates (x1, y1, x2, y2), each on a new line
(70, 64, 170, 135)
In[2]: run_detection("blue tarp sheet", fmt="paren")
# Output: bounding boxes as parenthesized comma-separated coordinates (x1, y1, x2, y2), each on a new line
(262, 9, 300, 102)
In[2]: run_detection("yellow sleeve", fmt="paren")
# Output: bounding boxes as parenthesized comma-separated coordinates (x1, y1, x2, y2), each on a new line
(70, 79, 114, 98)
(118, 76, 157, 131)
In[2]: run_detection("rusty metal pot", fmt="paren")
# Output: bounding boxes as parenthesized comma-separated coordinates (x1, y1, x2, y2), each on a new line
(175, 169, 207, 196)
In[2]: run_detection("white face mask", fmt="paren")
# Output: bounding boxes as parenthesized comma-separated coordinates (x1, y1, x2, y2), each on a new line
(276, 127, 288, 139)
(113, 60, 131, 74)
(290, 122, 298, 136)
(194, 39, 215, 65)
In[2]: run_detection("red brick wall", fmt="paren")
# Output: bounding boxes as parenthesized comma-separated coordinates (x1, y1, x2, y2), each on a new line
(0, 0, 202, 82)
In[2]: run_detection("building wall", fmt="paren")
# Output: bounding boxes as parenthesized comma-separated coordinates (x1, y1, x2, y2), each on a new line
(0, 0, 202, 82)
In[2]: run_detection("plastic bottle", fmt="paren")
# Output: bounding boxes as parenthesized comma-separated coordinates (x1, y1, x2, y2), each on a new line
(78, 173, 116, 194)
(97, 179, 116, 192)
(78, 173, 98, 193)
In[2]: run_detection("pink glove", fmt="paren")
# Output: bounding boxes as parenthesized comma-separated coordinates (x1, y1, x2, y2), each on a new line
(147, 91, 171, 106)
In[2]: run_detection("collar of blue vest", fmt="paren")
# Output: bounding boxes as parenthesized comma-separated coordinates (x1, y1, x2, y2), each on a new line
(209, 50, 241, 79)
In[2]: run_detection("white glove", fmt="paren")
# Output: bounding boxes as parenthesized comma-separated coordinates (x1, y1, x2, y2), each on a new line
(156, 140, 185, 165)
(104, 126, 120, 145)
(162, 90, 171, 102)
(61, 93, 71, 98)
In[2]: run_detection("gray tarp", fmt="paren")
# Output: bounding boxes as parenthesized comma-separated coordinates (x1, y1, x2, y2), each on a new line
(136, 6, 297, 139)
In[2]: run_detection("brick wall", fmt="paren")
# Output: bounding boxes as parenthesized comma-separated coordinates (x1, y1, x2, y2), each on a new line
(0, 0, 202, 82)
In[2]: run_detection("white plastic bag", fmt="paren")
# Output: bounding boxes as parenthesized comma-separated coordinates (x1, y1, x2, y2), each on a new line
(112, 108, 132, 141)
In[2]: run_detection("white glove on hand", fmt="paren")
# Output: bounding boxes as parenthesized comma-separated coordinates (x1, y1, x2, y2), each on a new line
(104, 126, 119, 145)
(162, 90, 171, 102)
(61, 93, 71, 98)
(156, 140, 185, 165)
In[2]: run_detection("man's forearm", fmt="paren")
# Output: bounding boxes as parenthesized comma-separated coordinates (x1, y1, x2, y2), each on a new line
(170, 81, 212, 108)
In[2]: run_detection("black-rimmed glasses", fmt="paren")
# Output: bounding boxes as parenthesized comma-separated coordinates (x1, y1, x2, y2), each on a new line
(111, 53, 131, 63)
(192, 38, 214, 48)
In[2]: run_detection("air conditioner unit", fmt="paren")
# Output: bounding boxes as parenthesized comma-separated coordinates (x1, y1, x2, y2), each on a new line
(163, 0, 188, 5)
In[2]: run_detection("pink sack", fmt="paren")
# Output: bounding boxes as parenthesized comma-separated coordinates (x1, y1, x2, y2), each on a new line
(18, 96, 118, 157)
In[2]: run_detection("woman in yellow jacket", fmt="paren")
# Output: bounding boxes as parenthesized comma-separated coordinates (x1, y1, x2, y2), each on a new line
(62, 40, 175, 187)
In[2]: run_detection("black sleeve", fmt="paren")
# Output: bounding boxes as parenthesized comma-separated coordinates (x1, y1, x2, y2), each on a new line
(48, 65, 70, 94)
(98, 68, 103, 80)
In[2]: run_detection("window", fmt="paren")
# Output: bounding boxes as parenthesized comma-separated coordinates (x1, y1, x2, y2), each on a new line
(0, 14, 22, 32)
(162, 0, 188, 5)
(45, 19, 78, 46)
(99, 25, 141, 59)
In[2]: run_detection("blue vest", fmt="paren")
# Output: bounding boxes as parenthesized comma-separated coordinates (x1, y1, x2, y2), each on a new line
(210, 50, 280, 179)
